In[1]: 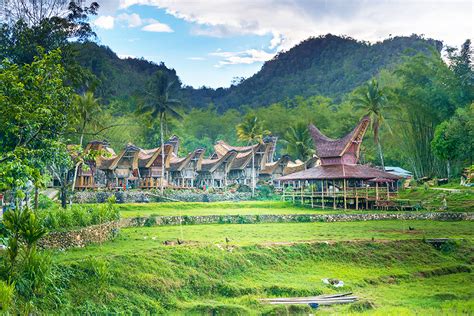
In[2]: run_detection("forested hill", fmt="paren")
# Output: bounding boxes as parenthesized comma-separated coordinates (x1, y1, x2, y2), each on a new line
(75, 34, 442, 110)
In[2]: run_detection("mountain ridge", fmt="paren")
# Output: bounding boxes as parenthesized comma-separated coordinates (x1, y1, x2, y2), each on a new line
(75, 34, 442, 110)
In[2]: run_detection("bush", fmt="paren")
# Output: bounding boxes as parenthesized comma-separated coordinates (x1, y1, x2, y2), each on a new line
(0, 280, 14, 312)
(38, 198, 119, 231)
(38, 194, 54, 209)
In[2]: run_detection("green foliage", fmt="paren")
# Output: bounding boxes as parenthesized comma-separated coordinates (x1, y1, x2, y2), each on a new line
(39, 202, 120, 231)
(38, 194, 54, 210)
(0, 280, 14, 312)
(283, 122, 315, 161)
(432, 105, 474, 176)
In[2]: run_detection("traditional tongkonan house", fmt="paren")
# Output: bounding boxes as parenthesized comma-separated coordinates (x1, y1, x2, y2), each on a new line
(137, 143, 174, 189)
(197, 150, 238, 188)
(105, 143, 142, 189)
(259, 155, 292, 182)
(73, 140, 116, 190)
(277, 116, 401, 209)
(169, 148, 206, 188)
(212, 137, 277, 185)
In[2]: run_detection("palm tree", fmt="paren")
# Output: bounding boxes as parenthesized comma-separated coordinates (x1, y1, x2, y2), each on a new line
(71, 91, 102, 191)
(236, 114, 268, 196)
(137, 71, 182, 195)
(283, 122, 315, 161)
(352, 79, 393, 170)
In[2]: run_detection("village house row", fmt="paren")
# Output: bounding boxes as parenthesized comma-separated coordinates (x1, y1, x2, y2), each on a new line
(70, 136, 315, 190)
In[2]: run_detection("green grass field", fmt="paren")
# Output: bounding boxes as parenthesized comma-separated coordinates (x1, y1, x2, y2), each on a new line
(115, 187, 474, 219)
(45, 208, 474, 315)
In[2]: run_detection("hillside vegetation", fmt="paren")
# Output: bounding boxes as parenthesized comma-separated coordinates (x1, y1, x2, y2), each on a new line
(76, 34, 442, 110)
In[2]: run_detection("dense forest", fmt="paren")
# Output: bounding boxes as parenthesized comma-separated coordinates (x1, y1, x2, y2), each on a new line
(69, 34, 471, 179)
(75, 34, 442, 110)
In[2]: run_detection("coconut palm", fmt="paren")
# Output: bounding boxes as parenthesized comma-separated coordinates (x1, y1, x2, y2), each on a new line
(74, 92, 102, 146)
(137, 71, 182, 195)
(71, 91, 102, 191)
(236, 114, 268, 196)
(352, 79, 393, 170)
(283, 122, 315, 161)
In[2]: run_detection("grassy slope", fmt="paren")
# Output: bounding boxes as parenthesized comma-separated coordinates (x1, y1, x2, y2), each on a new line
(45, 218, 474, 314)
(49, 238, 473, 314)
(398, 188, 474, 212)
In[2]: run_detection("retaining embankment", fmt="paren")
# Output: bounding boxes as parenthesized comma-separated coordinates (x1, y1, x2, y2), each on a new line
(121, 212, 474, 227)
(39, 221, 120, 249)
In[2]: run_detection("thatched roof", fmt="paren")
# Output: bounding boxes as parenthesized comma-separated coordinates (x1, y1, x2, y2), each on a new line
(278, 164, 401, 181)
(309, 116, 370, 159)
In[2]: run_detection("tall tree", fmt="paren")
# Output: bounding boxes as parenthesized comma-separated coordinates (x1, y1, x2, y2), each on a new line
(283, 122, 314, 161)
(0, 1, 99, 88)
(136, 71, 182, 195)
(0, 49, 72, 206)
(393, 50, 464, 177)
(351, 78, 393, 170)
(236, 114, 268, 196)
(70, 91, 101, 191)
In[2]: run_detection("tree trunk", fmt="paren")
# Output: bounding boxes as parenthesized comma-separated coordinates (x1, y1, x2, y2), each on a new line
(60, 182, 67, 209)
(251, 151, 255, 197)
(160, 115, 165, 196)
(71, 129, 85, 193)
(377, 140, 385, 171)
(447, 160, 451, 179)
(34, 187, 39, 211)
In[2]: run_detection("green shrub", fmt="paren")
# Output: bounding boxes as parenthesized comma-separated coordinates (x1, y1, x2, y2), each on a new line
(144, 215, 157, 227)
(0, 280, 14, 312)
(38, 199, 119, 231)
(38, 194, 54, 209)
(71, 207, 92, 227)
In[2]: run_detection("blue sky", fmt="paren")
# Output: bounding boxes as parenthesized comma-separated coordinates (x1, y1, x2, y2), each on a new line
(91, 0, 472, 88)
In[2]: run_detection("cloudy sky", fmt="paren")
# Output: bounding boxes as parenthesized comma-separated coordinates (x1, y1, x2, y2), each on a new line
(91, 0, 473, 88)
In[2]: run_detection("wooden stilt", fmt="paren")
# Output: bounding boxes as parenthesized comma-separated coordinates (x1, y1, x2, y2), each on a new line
(321, 180, 324, 209)
(333, 180, 336, 210)
(356, 187, 358, 210)
(343, 179, 347, 210)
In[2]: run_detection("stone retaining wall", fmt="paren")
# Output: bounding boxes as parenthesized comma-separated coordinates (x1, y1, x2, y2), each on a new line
(73, 190, 252, 203)
(121, 212, 474, 227)
(39, 221, 120, 250)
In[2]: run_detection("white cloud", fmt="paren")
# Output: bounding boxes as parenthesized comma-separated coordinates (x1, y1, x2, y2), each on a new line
(210, 49, 275, 67)
(117, 0, 472, 50)
(187, 57, 206, 61)
(116, 13, 159, 28)
(94, 15, 115, 30)
(117, 13, 143, 27)
(142, 22, 174, 32)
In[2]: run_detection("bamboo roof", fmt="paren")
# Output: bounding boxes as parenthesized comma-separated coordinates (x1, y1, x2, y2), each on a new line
(308, 115, 370, 159)
(278, 164, 401, 181)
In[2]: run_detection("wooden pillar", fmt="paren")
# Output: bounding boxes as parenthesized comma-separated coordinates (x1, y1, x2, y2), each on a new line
(343, 179, 347, 210)
(376, 182, 379, 201)
(301, 185, 303, 205)
(321, 180, 325, 209)
(386, 182, 390, 200)
(356, 186, 359, 210)
(333, 180, 336, 210)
